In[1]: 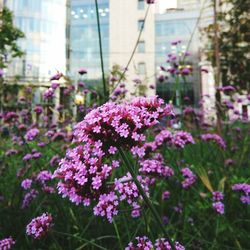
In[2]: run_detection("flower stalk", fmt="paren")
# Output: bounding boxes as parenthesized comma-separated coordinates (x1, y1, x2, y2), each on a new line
(118, 147, 176, 249)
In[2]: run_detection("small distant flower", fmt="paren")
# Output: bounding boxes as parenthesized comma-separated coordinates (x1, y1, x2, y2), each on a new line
(50, 72, 62, 81)
(21, 179, 33, 190)
(0, 237, 15, 249)
(22, 189, 38, 209)
(43, 88, 55, 99)
(25, 128, 39, 141)
(224, 158, 234, 166)
(5, 149, 18, 156)
(34, 106, 43, 114)
(171, 40, 181, 45)
(232, 183, 250, 205)
(212, 201, 224, 214)
(162, 191, 170, 200)
(158, 75, 165, 82)
(78, 81, 85, 87)
(181, 68, 191, 76)
(201, 133, 226, 149)
(146, 0, 155, 4)
(155, 238, 185, 250)
(125, 236, 153, 250)
(36, 170, 52, 185)
(23, 153, 33, 161)
(181, 168, 196, 189)
(26, 213, 53, 239)
(212, 191, 224, 202)
(51, 82, 60, 90)
(50, 155, 60, 167)
(78, 68, 87, 75)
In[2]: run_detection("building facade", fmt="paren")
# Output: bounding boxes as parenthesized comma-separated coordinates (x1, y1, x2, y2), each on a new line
(4, 0, 67, 84)
(69, 0, 155, 96)
(69, 0, 109, 80)
(155, 8, 201, 105)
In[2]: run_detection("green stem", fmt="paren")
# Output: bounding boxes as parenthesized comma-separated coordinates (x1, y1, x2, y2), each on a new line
(95, 0, 107, 101)
(118, 147, 176, 249)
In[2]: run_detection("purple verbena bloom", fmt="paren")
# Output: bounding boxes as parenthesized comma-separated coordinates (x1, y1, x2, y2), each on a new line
(212, 201, 225, 214)
(125, 236, 153, 250)
(21, 179, 33, 190)
(181, 168, 197, 189)
(93, 192, 119, 223)
(36, 170, 52, 185)
(24, 128, 39, 141)
(26, 213, 53, 239)
(78, 68, 87, 75)
(34, 106, 43, 114)
(0, 237, 15, 249)
(22, 189, 38, 208)
(212, 191, 224, 202)
(201, 133, 226, 149)
(50, 72, 62, 81)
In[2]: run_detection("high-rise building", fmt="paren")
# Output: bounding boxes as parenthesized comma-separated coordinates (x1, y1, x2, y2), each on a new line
(69, 0, 155, 96)
(4, 0, 67, 84)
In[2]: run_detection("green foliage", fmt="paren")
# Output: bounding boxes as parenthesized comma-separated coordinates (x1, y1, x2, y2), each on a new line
(204, 0, 250, 90)
(0, 123, 249, 249)
(0, 6, 25, 68)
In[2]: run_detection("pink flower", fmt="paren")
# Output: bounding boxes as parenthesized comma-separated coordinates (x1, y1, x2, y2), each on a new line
(26, 213, 53, 239)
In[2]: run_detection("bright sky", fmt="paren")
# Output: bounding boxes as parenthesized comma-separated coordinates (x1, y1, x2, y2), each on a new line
(158, 0, 177, 10)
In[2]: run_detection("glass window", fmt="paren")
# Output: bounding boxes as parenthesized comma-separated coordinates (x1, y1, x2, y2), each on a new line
(138, 0, 144, 10)
(138, 41, 145, 53)
(138, 62, 146, 75)
(138, 19, 144, 31)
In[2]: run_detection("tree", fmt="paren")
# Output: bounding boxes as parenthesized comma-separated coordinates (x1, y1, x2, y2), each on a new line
(0, 6, 25, 68)
(204, 0, 250, 91)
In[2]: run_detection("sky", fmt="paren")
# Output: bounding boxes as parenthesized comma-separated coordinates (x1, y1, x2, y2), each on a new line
(158, 0, 177, 10)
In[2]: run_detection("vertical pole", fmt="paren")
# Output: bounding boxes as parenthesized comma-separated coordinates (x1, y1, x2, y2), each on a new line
(95, 0, 107, 101)
(213, 0, 222, 133)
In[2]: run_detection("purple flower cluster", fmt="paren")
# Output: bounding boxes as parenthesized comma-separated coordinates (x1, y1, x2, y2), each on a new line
(200, 133, 226, 149)
(212, 191, 225, 214)
(0, 237, 15, 250)
(36, 170, 52, 185)
(212, 191, 224, 202)
(155, 238, 185, 250)
(232, 183, 250, 205)
(125, 236, 153, 250)
(141, 130, 194, 157)
(212, 202, 225, 215)
(33, 105, 43, 114)
(125, 236, 185, 250)
(26, 213, 53, 239)
(53, 97, 173, 222)
(21, 179, 33, 190)
(139, 159, 174, 178)
(24, 128, 39, 141)
(93, 192, 119, 223)
(5, 149, 18, 156)
(21, 170, 54, 208)
(22, 189, 38, 209)
(114, 173, 151, 218)
(23, 150, 42, 161)
(43, 87, 55, 99)
(181, 168, 197, 189)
